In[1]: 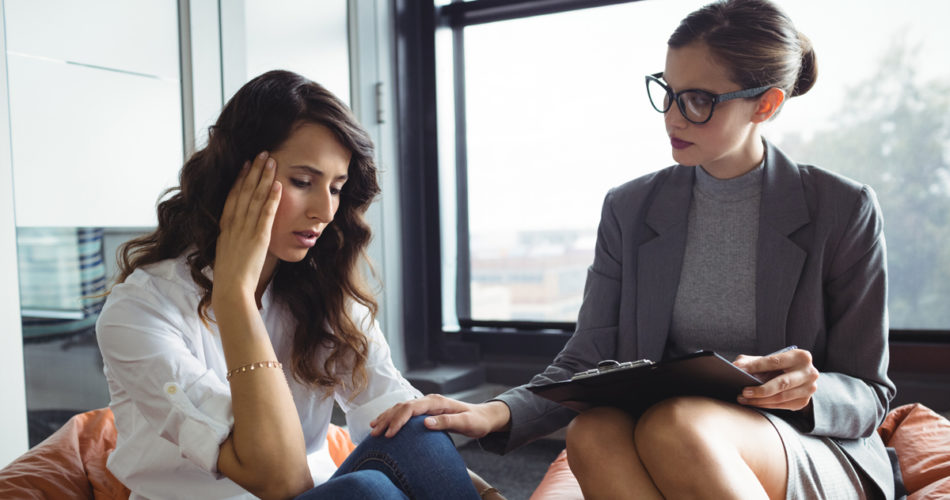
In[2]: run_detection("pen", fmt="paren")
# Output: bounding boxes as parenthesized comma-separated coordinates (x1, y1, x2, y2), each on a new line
(763, 345, 798, 357)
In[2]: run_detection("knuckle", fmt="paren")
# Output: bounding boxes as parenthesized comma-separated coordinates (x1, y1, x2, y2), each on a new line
(799, 349, 813, 363)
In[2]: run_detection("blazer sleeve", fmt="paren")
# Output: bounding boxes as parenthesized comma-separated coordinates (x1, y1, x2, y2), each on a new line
(480, 189, 626, 454)
(807, 185, 895, 439)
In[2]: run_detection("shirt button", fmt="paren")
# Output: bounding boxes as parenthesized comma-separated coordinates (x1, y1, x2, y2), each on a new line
(167, 385, 178, 395)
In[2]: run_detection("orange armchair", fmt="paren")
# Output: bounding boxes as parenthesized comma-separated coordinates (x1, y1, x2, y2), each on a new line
(0, 408, 358, 499)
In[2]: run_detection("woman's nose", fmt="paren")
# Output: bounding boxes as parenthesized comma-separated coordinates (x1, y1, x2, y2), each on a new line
(308, 192, 334, 222)
(665, 103, 688, 129)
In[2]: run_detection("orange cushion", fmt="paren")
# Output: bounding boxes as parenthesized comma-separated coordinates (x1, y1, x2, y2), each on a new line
(326, 424, 357, 467)
(528, 449, 583, 500)
(878, 403, 950, 498)
(0, 409, 359, 499)
(0, 408, 130, 500)
(910, 477, 950, 500)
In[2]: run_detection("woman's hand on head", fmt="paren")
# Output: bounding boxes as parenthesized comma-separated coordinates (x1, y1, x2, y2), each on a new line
(213, 151, 282, 300)
(733, 348, 819, 411)
(369, 395, 512, 439)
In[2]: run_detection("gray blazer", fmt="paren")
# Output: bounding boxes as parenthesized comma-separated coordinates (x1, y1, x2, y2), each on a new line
(483, 141, 896, 498)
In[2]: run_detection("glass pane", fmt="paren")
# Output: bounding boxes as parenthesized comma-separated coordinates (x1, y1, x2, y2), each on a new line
(456, 1, 705, 322)
(5, 1, 182, 228)
(771, 1, 950, 329)
(449, 0, 950, 329)
(16, 228, 106, 320)
(242, 0, 350, 104)
(17, 228, 111, 446)
(4, 0, 179, 79)
(5, 0, 182, 446)
(7, 54, 183, 227)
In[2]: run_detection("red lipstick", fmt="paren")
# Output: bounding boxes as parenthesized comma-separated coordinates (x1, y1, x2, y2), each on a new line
(671, 137, 692, 150)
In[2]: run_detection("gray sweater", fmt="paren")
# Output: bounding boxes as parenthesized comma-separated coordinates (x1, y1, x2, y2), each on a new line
(667, 162, 764, 361)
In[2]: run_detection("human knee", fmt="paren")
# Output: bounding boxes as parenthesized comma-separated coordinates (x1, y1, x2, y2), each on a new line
(569, 407, 634, 438)
(398, 415, 430, 436)
(635, 397, 721, 454)
(567, 407, 635, 456)
(382, 415, 454, 453)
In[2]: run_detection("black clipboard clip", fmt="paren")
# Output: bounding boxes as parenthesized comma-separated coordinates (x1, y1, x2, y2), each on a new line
(571, 359, 655, 380)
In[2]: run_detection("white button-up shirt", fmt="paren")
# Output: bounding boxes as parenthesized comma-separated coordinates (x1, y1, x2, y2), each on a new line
(96, 256, 421, 500)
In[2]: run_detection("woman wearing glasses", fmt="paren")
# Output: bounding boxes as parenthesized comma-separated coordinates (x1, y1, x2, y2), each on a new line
(372, 0, 895, 498)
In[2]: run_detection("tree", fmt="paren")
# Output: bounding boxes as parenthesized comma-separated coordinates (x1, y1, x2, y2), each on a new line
(778, 42, 950, 329)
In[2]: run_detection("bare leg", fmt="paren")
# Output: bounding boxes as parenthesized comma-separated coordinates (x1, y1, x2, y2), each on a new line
(566, 406, 663, 500)
(635, 396, 787, 500)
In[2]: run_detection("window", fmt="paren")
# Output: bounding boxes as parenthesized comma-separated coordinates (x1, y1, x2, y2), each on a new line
(427, 0, 950, 343)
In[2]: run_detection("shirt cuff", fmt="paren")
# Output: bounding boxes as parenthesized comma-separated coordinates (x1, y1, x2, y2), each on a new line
(345, 389, 418, 444)
(158, 370, 233, 475)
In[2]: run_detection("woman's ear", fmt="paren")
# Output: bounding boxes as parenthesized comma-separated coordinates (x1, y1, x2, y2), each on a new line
(752, 88, 786, 123)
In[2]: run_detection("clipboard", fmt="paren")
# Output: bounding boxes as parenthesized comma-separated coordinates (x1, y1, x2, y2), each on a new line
(526, 351, 763, 415)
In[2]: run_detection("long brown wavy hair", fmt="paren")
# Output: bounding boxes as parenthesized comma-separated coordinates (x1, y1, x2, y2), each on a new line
(115, 70, 380, 395)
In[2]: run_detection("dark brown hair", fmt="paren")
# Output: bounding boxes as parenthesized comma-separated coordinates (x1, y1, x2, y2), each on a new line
(669, 0, 817, 98)
(116, 70, 380, 396)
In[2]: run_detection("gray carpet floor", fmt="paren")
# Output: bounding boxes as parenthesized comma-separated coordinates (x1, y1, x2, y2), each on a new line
(457, 438, 565, 500)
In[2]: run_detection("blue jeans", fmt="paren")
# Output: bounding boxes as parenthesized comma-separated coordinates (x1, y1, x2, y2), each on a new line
(295, 416, 480, 500)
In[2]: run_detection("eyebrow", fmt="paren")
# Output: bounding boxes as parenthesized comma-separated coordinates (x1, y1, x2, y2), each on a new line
(290, 165, 348, 181)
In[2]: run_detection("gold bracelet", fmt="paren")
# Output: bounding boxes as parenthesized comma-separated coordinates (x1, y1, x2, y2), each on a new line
(479, 486, 500, 499)
(226, 360, 282, 381)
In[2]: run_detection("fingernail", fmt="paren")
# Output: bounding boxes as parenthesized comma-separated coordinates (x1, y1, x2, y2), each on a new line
(743, 389, 754, 397)
(737, 396, 748, 404)
(259, 151, 268, 159)
(266, 159, 275, 169)
(425, 417, 436, 426)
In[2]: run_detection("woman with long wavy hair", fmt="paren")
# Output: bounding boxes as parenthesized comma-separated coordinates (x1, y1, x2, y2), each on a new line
(96, 70, 481, 500)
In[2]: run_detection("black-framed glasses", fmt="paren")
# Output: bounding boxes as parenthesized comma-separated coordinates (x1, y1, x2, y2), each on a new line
(645, 72, 772, 125)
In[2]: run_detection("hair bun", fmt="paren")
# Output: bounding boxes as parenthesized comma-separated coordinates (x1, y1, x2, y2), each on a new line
(792, 31, 818, 97)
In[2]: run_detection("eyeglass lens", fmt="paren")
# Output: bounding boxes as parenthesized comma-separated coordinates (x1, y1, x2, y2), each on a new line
(647, 78, 714, 124)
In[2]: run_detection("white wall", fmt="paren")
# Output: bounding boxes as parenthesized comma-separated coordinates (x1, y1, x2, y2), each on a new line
(0, 0, 29, 466)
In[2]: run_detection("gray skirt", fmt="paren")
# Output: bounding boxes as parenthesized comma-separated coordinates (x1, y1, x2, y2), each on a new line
(758, 411, 876, 500)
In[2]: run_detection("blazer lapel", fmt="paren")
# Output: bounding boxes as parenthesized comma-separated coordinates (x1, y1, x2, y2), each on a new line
(637, 166, 694, 361)
(756, 142, 810, 354)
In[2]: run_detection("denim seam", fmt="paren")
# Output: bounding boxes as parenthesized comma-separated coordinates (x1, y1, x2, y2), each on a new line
(352, 451, 414, 499)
